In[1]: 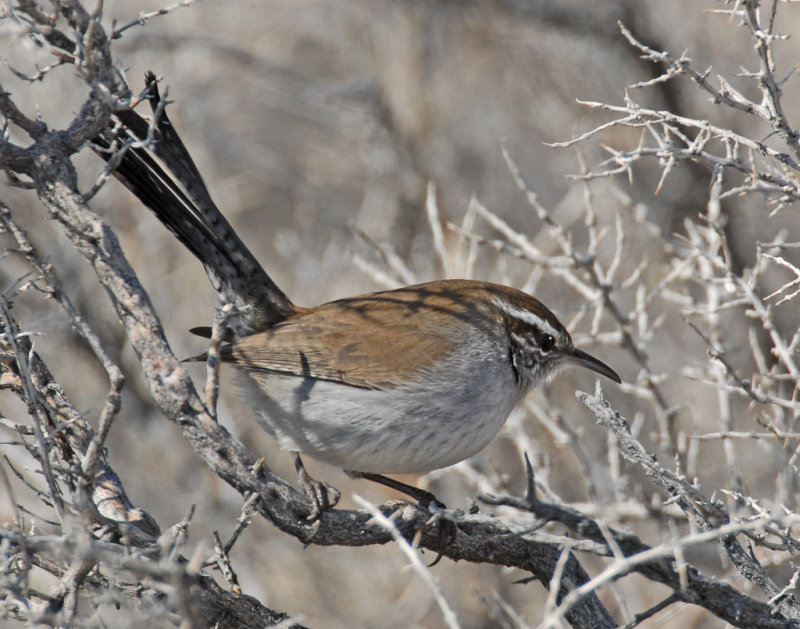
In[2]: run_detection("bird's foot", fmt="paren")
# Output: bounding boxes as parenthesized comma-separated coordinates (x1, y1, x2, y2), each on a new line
(346, 470, 458, 565)
(294, 453, 340, 522)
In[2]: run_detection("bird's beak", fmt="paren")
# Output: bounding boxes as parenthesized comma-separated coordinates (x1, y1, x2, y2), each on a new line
(564, 347, 621, 383)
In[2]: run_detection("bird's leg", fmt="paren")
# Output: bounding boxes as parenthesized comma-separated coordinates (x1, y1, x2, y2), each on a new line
(294, 452, 340, 520)
(346, 470, 445, 509)
(346, 470, 457, 565)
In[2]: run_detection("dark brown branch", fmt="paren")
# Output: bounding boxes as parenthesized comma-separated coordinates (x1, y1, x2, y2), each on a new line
(578, 384, 800, 622)
(483, 455, 797, 628)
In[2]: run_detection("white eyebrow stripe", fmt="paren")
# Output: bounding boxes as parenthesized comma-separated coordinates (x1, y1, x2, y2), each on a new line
(490, 297, 561, 338)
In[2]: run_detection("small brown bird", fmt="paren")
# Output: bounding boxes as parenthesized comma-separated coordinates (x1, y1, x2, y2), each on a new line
(102, 75, 620, 513)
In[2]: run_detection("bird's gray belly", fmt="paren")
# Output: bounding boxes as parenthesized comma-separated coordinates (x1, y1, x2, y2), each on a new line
(236, 362, 523, 473)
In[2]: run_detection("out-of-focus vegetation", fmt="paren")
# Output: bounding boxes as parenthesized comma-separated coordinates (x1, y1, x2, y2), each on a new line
(2, 1, 800, 627)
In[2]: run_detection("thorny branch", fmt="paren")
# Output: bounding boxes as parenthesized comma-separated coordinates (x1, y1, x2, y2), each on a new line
(2, 0, 800, 627)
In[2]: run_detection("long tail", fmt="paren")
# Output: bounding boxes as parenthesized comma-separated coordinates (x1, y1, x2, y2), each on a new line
(94, 72, 295, 337)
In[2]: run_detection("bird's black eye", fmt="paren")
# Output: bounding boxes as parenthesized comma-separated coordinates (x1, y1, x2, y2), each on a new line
(540, 333, 555, 352)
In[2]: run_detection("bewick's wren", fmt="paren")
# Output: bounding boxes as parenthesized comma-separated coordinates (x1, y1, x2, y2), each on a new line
(228, 279, 619, 476)
(103, 75, 620, 513)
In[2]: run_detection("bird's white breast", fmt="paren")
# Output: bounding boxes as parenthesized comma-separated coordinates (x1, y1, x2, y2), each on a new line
(236, 336, 529, 473)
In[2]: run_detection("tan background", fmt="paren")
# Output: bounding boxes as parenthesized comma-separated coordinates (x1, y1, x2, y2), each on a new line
(2, 1, 800, 627)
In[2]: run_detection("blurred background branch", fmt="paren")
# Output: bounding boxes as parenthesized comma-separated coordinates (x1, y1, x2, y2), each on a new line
(2, 0, 800, 627)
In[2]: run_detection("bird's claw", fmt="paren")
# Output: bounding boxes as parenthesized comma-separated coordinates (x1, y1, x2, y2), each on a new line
(294, 453, 341, 521)
(422, 501, 458, 567)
